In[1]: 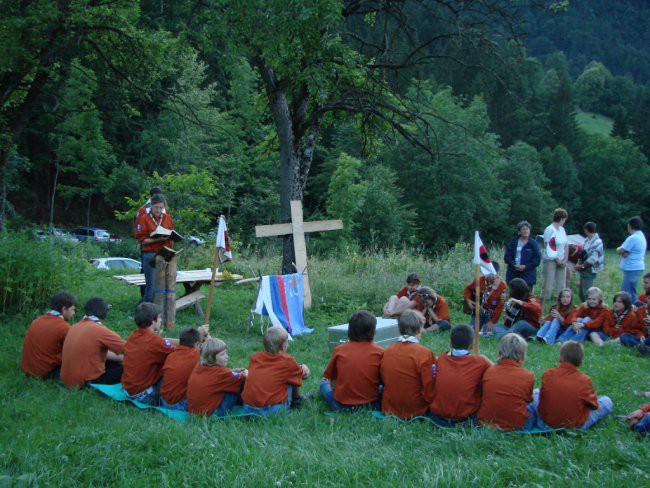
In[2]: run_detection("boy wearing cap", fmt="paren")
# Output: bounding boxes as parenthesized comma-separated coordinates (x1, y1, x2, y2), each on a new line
(382, 273, 422, 318)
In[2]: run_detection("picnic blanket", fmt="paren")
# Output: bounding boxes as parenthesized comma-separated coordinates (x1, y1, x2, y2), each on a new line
(89, 383, 256, 422)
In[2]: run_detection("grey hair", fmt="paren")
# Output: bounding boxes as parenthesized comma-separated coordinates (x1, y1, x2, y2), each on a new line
(498, 333, 528, 362)
(516, 220, 531, 232)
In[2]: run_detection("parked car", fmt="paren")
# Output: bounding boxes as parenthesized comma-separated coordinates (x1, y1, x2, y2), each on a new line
(90, 257, 141, 270)
(73, 226, 111, 242)
(186, 235, 205, 246)
(33, 227, 78, 244)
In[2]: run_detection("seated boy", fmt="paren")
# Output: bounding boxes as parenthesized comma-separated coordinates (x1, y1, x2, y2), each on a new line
(242, 327, 310, 416)
(60, 297, 126, 388)
(463, 264, 506, 335)
(536, 341, 613, 429)
(380, 310, 436, 419)
(634, 272, 649, 306)
(624, 403, 650, 435)
(417, 287, 451, 332)
(477, 333, 537, 431)
(321, 310, 384, 411)
(428, 324, 493, 426)
(22, 292, 78, 379)
(160, 327, 202, 410)
(122, 302, 197, 405)
(187, 338, 248, 417)
(382, 273, 421, 318)
(628, 304, 650, 351)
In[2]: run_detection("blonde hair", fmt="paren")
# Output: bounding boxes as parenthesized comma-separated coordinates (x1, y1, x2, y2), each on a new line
(586, 286, 604, 303)
(200, 338, 227, 366)
(498, 333, 527, 363)
(398, 309, 424, 336)
(263, 326, 288, 354)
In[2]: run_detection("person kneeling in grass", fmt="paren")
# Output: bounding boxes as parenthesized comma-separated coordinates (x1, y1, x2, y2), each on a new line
(242, 327, 310, 416)
(428, 324, 492, 427)
(187, 338, 247, 417)
(159, 327, 203, 411)
(321, 311, 384, 412)
(477, 333, 537, 431)
(536, 341, 613, 429)
(380, 310, 436, 420)
(591, 292, 643, 347)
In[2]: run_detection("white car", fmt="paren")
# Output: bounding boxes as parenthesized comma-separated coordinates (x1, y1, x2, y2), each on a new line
(90, 257, 141, 271)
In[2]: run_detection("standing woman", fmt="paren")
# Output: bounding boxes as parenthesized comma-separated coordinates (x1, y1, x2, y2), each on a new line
(575, 222, 605, 302)
(135, 194, 174, 303)
(617, 216, 647, 303)
(504, 221, 542, 291)
(542, 208, 569, 306)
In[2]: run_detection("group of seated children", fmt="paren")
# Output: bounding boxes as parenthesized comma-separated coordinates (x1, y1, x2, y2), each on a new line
(386, 270, 649, 350)
(323, 309, 616, 432)
(22, 293, 310, 418)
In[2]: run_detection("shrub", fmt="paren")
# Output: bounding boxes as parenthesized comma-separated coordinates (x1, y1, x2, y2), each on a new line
(0, 232, 89, 314)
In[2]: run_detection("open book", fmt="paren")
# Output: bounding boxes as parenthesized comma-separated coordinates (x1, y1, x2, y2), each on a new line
(156, 246, 184, 262)
(150, 225, 184, 243)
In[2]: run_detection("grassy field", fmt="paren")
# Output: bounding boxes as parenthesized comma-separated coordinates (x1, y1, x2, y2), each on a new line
(576, 109, 614, 137)
(2, 244, 649, 486)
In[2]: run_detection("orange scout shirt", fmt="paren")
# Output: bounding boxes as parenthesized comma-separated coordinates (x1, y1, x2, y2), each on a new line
(463, 278, 507, 322)
(380, 341, 436, 419)
(60, 319, 126, 388)
(636, 306, 649, 333)
(517, 295, 542, 327)
(241, 352, 303, 408)
(122, 328, 174, 395)
(160, 346, 200, 405)
(187, 365, 246, 415)
(417, 295, 451, 322)
(638, 292, 647, 304)
(543, 304, 577, 324)
(21, 313, 70, 377)
(602, 309, 644, 339)
(429, 352, 491, 420)
(322, 341, 384, 405)
(573, 304, 608, 329)
(477, 358, 535, 431)
(134, 210, 174, 252)
(642, 404, 650, 414)
(538, 362, 599, 428)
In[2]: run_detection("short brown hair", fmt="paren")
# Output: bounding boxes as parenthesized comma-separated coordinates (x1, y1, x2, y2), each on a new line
(348, 310, 376, 342)
(552, 208, 568, 222)
(200, 338, 227, 366)
(559, 341, 583, 367)
(398, 309, 424, 336)
(263, 326, 288, 353)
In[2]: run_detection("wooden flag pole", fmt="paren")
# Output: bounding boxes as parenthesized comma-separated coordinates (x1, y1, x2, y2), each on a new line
(474, 263, 481, 355)
(203, 242, 220, 327)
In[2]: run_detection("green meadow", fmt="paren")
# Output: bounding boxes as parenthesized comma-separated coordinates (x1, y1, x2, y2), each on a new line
(576, 110, 614, 137)
(2, 243, 649, 487)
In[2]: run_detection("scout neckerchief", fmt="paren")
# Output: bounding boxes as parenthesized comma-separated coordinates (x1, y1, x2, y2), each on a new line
(84, 315, 101, 323)
(148, 209, 163, 228)
(398, 335, 419, 343)
(613, 308, 629, 329)
(48, 310, 62, 317)
(451, 348, 470, 357)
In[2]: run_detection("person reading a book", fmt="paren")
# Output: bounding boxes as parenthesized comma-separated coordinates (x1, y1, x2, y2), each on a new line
(135, 194, 175, 303)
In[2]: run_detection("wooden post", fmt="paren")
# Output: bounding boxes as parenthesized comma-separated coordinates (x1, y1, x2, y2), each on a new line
(153, 255, 167, 317)
(255, 200, 343, 308)
(165, 255, 177, 330)
(474, 264, 481, 355)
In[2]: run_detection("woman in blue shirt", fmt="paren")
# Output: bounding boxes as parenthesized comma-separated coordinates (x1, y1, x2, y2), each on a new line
(504, 221, 542, 291)
(617, 216, 647, 302)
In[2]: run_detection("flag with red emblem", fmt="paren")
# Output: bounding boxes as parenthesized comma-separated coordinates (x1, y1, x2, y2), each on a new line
(473, 231, 496, 276)
(216, 215, 232, 263)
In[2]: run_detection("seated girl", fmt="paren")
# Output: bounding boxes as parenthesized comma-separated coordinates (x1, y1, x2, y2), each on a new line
(417, 286, 451, 332)
(591, 292, 643, 347)
(557, 287, 608, 343)
(536, 288, 576, 344)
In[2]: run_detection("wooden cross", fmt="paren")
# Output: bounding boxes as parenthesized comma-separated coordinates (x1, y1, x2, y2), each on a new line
(255, 200, 343, 308)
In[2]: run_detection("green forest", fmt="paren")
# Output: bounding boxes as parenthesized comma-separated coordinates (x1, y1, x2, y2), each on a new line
(2, 0, 650, 260)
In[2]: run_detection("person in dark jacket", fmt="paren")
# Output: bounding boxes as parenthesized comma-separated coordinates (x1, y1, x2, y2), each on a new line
(504, 221, 542, 291)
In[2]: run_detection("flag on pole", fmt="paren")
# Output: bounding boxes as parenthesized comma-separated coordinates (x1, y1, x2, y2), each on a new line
(473, 231, 496, 276)
(216, 215, 232, 263)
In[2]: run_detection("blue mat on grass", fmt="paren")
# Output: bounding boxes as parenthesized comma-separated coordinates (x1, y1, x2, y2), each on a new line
(89, 383, 257, 422)
(371, 410, 566, 434)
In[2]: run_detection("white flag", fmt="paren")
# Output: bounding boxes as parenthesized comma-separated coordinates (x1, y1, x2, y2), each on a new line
(216, 215, 232, 263)
(473, 231, 496, 276)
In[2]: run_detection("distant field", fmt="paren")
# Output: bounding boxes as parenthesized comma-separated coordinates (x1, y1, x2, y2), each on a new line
(576, 109, 614, 136)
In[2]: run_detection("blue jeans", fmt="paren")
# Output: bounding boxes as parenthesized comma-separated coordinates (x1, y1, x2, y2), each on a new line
(536, 318, 564, 344)
(141, 251, 157, 303)
(633, 413, 650, 434)
(493, 320, 537, 340)
(428, 411, 476, 428)
(534, 388, 613, 429)
(160, 397, 188, 411)
(620, 333, 643, 348)
(212, 392, 240, 417)
(319, 379, 380, 412)
(126, 380, 161, 406)
(591, 330, 609, 342)
(621, 269, 644, 303)
(558, 317, 592, 342)
(243, 386, 293, 417)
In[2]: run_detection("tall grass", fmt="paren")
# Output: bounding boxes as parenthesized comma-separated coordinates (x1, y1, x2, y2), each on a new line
(1, 243, 649, 486)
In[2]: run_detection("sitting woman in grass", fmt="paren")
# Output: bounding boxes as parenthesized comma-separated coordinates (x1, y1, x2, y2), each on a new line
(536, 288, 576, 344)
(591, 292, 643, 347)
(557, 287, 608, 343)
(492, 278, 541, 340)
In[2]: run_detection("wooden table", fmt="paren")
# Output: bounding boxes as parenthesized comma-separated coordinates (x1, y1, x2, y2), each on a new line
(113, 269, 243, 319)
